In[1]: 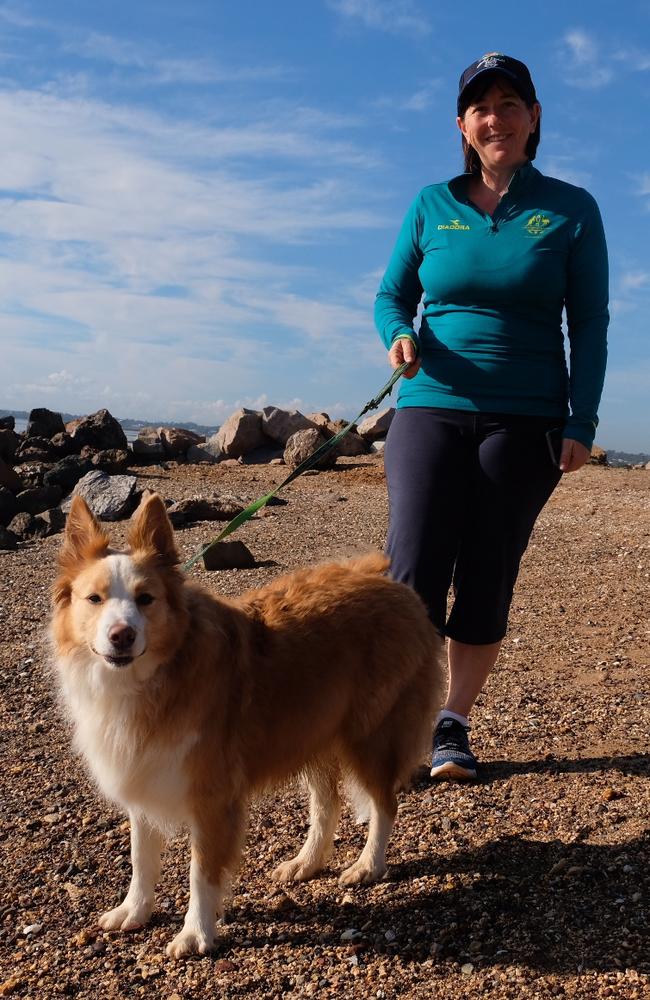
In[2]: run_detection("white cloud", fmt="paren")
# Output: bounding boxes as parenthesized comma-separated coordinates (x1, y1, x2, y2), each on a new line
(539, 155, 592, 188)
(0, 75, 389, 420)
(613, 47, 650, 72)
(64, 31, 288, 86)
(373, 80, 443, 113)
(560, 29, 615, 88)
(620, 271, 650, 291)
(328, 0, 430, 35)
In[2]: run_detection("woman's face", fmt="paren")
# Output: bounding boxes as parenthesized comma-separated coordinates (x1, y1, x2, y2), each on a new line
(457, 80, 540, 173)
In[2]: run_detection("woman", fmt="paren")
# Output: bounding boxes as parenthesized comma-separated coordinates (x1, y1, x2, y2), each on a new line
(375, 53, 609, 781)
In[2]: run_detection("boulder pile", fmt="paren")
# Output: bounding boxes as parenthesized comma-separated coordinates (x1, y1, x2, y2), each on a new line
(0, 404, 396, 549)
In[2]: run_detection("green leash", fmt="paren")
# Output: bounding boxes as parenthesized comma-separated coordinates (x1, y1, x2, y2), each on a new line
(182, 361, 410, 571)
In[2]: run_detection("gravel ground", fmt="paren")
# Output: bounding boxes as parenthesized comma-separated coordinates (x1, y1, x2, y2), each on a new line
(0, 457, 648, 999)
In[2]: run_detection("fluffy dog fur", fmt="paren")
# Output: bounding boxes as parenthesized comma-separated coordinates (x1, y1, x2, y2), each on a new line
(51, 493, 443, 958)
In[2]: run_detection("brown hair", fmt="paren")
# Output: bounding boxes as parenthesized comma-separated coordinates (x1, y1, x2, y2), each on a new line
(458, 74, 541, 175)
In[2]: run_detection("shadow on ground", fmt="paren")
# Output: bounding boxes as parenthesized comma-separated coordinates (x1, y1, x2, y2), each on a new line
(221, 831, 648, 977)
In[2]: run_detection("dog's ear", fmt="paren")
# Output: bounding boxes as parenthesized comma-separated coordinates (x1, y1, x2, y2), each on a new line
(62, 496, 110, 562)
(128, 493, 179, 564)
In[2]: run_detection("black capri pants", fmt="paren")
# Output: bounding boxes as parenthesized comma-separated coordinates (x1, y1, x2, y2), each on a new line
(384, 407, 563, 645)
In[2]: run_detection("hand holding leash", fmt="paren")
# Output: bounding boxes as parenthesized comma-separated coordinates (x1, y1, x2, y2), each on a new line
(388, 336, 421, 379)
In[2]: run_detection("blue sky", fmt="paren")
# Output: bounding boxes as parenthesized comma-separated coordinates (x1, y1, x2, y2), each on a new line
(1, 0, 649, 451)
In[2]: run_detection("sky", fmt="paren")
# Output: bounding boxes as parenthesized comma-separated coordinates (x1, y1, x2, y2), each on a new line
(0, 0, 649, 451)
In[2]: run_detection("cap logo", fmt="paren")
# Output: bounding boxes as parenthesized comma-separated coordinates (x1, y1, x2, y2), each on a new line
(476, 52, 505, 70)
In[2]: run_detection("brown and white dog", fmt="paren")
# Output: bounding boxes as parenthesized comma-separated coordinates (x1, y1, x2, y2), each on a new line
(51, 494, 443, 958)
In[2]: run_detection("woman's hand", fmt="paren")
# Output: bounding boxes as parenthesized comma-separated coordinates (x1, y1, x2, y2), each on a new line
(559, 438, 591, 473)
(388, 337, 421, 379)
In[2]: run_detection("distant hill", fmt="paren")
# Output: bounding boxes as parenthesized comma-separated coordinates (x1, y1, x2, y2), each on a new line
(0, 408, 219, 437)
(606, 449, 650, 467)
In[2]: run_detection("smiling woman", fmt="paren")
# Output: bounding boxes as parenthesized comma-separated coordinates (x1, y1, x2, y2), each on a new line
(374, 52, 609, 784)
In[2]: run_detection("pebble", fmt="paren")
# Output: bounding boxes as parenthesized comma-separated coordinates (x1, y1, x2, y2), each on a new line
(22, 923, 42, 937)
(461, 963, 475, 975)
(0, 977, 23, 996)
(214, 959, 237, 973)
(340, 929, 361, 942)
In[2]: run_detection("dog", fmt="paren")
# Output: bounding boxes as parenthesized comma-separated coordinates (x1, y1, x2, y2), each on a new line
(51, 493, 443, 958)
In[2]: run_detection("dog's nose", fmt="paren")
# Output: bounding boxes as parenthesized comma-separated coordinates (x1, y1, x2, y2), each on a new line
(108, 623, 136, 651)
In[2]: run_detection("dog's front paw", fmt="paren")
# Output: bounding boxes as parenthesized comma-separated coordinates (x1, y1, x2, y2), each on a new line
(338, 860, 385, 887)
(272, 856, 322, 882)
(99, 900, 153, 931)
(166, 926, 215, 959)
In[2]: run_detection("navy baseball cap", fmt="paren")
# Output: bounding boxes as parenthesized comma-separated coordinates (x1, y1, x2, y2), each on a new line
(457, 53, 537, 114)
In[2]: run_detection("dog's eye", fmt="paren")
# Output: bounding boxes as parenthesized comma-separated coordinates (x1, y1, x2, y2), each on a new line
(86, 594, 102, 604)
(136, 593, 154, 607)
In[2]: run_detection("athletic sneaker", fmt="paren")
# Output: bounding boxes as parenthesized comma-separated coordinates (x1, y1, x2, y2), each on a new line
(430, 717, 478, 781)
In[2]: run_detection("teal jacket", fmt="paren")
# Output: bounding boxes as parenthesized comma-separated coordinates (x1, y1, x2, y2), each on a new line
(374, 161, 609, 449)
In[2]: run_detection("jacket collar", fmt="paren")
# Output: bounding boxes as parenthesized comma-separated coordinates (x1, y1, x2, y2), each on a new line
(449, 159, 538, 201)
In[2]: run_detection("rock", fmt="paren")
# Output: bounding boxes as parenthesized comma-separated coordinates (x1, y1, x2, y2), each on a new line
(306, 412, 331, 430)
(22, 923, 43, 936)
(0, 484, 27, 525)
(202, 540, 255, 571)
(0, 973, 22, 994)
(301, 416, 367, 457)
(0, 526, 19, 550)
(160, 426, 204, 457)
(330, 430, 370, 458)
(14, 463, 49, 489)
(43, 456, 94, 495)
(50, 432, 76, 456)
(7, 512, 49, 540)
(0, 458, 22, 495)
(166, 495, 248, 527)
(357, 408, 395, 442)
(71, 470, 137, 521)
(0, 415, 15, 430)
(216, 408, 267, 458)
(40, 507, 67, 536)
(239, 443, 285, 465)
(284, 429, 336, 471)
(16, 485, 63, 516)
(68, 409, 128, 452)
(214, 960, 238, 974)
(132, 428, 165, 459)
(186, 435, 222, 464)
(91, 449, 130, 474)
(0, 428, 20, 463)
(270, 457, 285, 466)
(14, 437, 58, 464)
(589, 445, 607, 466)
(370, 440, 386, 453)
(26, 408, 65, 440)
(261, 407, 316, 446)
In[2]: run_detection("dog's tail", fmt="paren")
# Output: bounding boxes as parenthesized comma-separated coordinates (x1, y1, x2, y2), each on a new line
(346, 552, 390, 576)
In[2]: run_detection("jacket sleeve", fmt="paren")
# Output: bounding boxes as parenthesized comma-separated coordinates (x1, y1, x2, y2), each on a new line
(564, 193, 609, 450)
(374, 194, 424, 350)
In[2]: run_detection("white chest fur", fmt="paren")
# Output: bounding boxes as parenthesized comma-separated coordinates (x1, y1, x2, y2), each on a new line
(57, 654, 197, 829)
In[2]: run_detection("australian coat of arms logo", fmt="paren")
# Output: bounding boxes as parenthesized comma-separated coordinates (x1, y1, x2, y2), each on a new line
(524, 213, 551, 237)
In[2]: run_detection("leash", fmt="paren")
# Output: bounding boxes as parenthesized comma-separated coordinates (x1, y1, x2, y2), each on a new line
(182, 361, 410, 571)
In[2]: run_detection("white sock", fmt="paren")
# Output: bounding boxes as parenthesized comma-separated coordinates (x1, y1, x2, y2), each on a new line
(436, 709, 469, 728)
